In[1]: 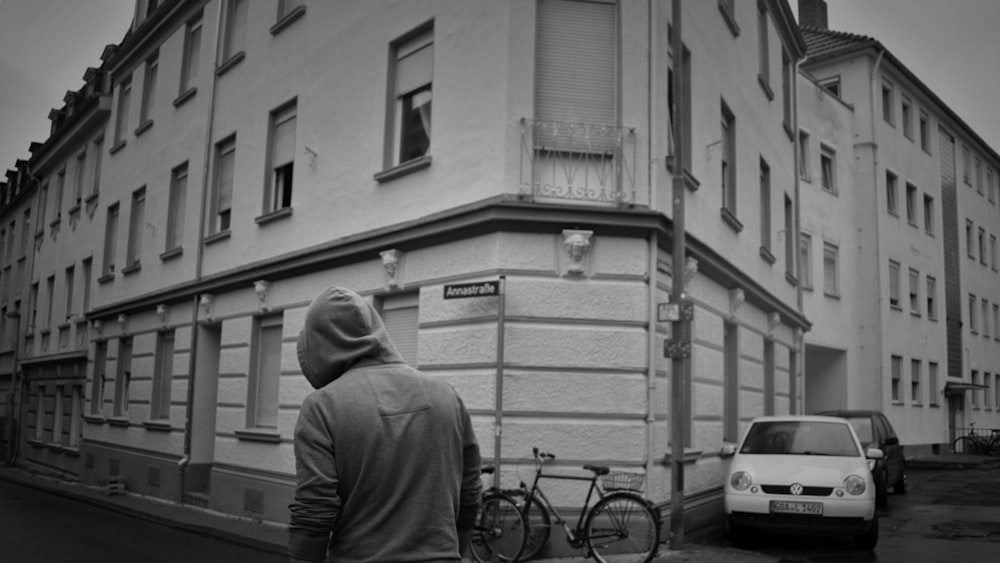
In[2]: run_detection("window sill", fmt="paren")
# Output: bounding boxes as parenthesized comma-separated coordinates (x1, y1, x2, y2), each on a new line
(49, 217, 61, 229)
(216, 51, 245, 76)
(929, 403, 940, 408)
(109, 139, 127, 155)
(107, 417, 130, 427)
(85, 191, 100, 205)
(374, 155, 432, 183)
(68, 204, 81, 217)
(270, 5, 306, 35)
(255, 207, 293, 226)
(662, 448, 703, 465)
(142, 420, 173, 432)
(204, 230, 231, 246)
(891, 401, 904, 406)
(122, 263, 141, 276)
(911, 311, 921, 318)
(235, 428, 281, 443)
(802, 284, 813, 292)
(84, 415, 106, 425)
(758, 75, 774, 101)
(173, 87, 197, 108)
(786, 272, 799, 287)
(890, 304, 901, 311)
(824, 290, 841, 300)
(720, 207, 743, 232)
(783, 122, 795, 143)
(759, 246, 776, 265)
(160, 247, 183, 261)
(28, 439, 44, 449)
(39, 328, 51, 337)
(718, 1, 740, 36)
(97, 273, 115, 285)
(822, 187, 839, 197)
(134, 120, 154, 136)
(665, 158, 701, 191)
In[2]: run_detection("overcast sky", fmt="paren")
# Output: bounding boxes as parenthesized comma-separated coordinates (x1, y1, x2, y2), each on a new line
(1, 0, 999, 175)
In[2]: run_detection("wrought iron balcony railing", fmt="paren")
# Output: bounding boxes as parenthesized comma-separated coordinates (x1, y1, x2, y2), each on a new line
(519, 118, 637, 206)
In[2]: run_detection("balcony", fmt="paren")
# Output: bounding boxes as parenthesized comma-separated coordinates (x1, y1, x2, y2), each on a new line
(519, 118, 637, 207)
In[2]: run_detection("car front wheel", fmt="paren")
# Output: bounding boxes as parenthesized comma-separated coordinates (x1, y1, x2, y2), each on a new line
(853, 515, 879, 550)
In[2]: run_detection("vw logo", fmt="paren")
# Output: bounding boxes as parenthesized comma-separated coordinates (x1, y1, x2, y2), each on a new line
(790, 483, 804, 496)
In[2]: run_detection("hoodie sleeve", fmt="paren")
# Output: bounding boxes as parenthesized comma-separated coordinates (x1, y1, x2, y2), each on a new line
(457, 395, 482, 531)
(288, 392, 341, 562)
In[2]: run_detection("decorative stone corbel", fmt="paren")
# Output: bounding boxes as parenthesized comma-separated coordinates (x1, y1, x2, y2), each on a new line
(156, 304, 169, 327)
(794, 327, 804, 348)
(117, 314, 128, 333)
(92, 319, 103, 336)
(684, 257, 699, 286)
(380, 249, 403, 289)
(200, 294, 215, 322)
(253, 280, 271, 311)
(728, 288, 745, 322)
(562, 229, 593, 276)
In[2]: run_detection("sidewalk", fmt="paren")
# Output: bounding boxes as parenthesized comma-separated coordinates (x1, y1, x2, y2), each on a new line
(5, 453, 997, 562)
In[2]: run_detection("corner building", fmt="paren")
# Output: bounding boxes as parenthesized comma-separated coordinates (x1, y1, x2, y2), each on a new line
(8, 0, 809, 543)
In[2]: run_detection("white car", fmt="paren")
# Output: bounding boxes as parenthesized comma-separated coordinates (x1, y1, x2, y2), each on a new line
(721, 415, 882, 550)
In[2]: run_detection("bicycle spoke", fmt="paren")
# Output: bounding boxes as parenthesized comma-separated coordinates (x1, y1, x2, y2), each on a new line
(470, 494, 527, 563)
(584, 493, 659, 563)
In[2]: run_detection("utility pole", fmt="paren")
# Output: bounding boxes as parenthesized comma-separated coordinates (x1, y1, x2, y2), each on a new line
(667, 0, 691, 551)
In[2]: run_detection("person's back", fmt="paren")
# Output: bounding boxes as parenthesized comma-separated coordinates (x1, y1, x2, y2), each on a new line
(288, 287, 481, 563)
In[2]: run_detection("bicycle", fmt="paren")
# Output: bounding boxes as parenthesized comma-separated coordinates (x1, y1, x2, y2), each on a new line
(952, 422, 1000, 455)
(510, 447, 661, 563)
(469, 466, 528, 563)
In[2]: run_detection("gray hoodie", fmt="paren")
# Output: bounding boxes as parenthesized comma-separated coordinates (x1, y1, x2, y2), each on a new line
(288, 287, 481, 562)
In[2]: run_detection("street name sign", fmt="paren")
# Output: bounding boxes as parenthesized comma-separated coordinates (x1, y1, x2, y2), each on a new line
(443, 281, 500, 299)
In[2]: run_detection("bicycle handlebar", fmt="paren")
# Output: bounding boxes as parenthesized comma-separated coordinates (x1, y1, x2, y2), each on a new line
(532, 447, 556, 460)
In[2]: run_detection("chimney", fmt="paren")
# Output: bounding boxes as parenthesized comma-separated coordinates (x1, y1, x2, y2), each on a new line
(798, 0, 828, 29)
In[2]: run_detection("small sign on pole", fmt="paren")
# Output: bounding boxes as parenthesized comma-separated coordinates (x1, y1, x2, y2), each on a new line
(443, 281, 500, 299)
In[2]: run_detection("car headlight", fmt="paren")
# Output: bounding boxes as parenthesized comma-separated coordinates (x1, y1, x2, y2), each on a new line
(844, 474, 866, 496)
(730, 471, 752, 491)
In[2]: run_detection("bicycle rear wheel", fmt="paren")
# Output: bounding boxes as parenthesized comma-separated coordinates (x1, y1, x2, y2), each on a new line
(584, 492, 660, 563)
(470, 492, 527, 563)
(952, 435, 978, 454)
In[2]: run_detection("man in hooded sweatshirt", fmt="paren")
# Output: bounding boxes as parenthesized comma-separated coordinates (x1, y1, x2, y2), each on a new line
(288, 286, 482, 563)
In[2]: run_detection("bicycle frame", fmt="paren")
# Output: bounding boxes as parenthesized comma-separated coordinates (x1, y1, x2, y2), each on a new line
(521, 458, 608, 547)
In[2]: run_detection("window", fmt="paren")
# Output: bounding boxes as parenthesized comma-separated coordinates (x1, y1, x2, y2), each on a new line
(165, 163, 188, 254)
(222, 0, 248, 62)
(919, 111, 930, 153)
(211, 136, 236, 234)
(819, 76, 840, 97)
(179, 12, 203, 95)
(992, 235, 998, 270)
(265, 102, 296, 214)
(139, 51, 158, 127)
(64, 265, 75, 321)
(380, 293, 419, 366)
(73, 150, 86, 207)
(798, 130, 810, 181)
(667, 27, 692, 174)
(926, 276, 937, 320)
(963, 146, 972, 185)
(901, 95, 913, 139)
(886, 171, 898, 215)
(759, 158, 771, 255)
(996, 374, 1000, 411)
(757, 2, 770, 94)
(114, 76, 132, 145)
(386, 24, 435, 169)
(820, 145, 836, 194)
(102, 203, 119, 277)
(248, 313, 283, 429)
(763, 339, 775, 415)
(908, 269, 919, 315)
(881, 80, 894, 125)
(823, 242, 838, 297)
(45, 275, 55, 330)
(911, 359, 921, 404)
(994, 303, 1000, 341)
(967, 219, 975, 258)
(151, 330, 175, 420)
(979, 227, 987, 265)
(91, 136, 103, 195)
(971, 370, 980, 408)
(888, 260, 900, 308)
(53, 169, 65, 223)
(929, 362, 939, 406)
(989, 168, 996, 203)
(721, 100, 736, 216)
(799, 233, 812, 289)
(114, 337, 133, 417)
(969, 294, 978, 333)
(976, 157, 984, 194)
(983, 298, 991, 338)
(724, 321, 739, 442)
(126, 187, 145, 269)
(891, 355, 902, 402)
(82, 258, 92, 312)
(29, 282, 38, 332)
(924, 194, 934, 234)
(36, 183, 48, 234)
(905, 183, 917, 225)
(781, 49, 792, 130)
(784, 194, 794, 277)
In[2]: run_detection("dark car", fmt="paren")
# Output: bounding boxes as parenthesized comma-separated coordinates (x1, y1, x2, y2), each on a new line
(817, 410, 906, 507)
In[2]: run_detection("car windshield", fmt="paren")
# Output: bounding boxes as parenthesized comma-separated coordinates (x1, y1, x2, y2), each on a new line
(844, 417, 873, 445)
(740, 421, 861, 457)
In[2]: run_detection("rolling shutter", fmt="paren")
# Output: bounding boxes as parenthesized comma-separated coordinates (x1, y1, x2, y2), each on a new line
(382, 293, 419, 366)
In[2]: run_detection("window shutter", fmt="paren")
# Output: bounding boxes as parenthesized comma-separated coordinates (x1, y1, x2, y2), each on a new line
(396, 33, 433, 96)
(535, 0, 616, 126)
(257, 322, 282, 428)
(382, 294, 418, 366)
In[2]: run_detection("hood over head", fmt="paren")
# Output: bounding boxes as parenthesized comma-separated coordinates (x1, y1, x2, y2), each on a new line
(297, 286, 405, 389)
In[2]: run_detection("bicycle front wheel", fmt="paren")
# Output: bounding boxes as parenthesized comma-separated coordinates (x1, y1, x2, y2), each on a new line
(518, 493, 551, 561)
(584, 492, 660, 563)
(952, 435, 978, 454)
(470, 492, 528, 563)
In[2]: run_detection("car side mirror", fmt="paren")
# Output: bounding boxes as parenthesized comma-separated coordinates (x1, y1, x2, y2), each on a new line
(866, 447, 884, 460)
(884, 436, 899, 446)
(720, 444, 737, 458)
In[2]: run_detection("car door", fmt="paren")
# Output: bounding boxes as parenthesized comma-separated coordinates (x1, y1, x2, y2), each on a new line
(876, 414, 902, 484)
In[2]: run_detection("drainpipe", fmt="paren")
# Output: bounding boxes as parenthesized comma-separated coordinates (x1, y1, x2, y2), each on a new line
(180, 0, 225, 503)
(869, 49, 885, 411)
(643, 0, 657, 497)
(793, 54, 806, 413)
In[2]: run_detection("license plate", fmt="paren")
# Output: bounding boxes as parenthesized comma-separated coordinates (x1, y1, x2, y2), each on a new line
(770, 501, 823, 515)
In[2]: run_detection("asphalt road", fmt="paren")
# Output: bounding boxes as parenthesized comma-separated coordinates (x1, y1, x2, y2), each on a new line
(724, 467, 1000, 562)
(0, 478, 285, 563)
